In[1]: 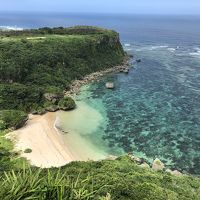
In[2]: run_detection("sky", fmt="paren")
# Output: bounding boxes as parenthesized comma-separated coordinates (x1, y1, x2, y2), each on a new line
(0, 0, 200, 15)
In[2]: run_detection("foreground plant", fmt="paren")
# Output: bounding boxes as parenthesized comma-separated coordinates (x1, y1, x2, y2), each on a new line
(0, 166, 106, 200)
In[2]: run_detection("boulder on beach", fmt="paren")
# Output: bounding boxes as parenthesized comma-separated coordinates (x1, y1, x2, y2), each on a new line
(152, 158, 165, 171)
(58, 97, 76, 111)
(106, 82, 114, 89)
(45, 105, 59, 112)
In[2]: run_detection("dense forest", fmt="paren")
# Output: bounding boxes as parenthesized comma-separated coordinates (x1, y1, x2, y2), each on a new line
(0, 26, 125, 128)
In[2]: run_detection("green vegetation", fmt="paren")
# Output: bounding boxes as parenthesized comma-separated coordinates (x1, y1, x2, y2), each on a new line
(58, 97, 76, 111)
(0, 110, 28, 130)
(0, 130, 28, 171)
(24, 148, 32, 154)
(1, 26, 199, 199)
(0, 26, 125, 114)
(0, 156, 199, 199)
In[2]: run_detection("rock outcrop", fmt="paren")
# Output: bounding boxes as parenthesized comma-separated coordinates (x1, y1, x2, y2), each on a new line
(152, 158, 165, 171)
(166, 169, 182, 176)
(106, 82, 114, 89)
(44, 93, 63, 104)
(139, 162, 150, 168)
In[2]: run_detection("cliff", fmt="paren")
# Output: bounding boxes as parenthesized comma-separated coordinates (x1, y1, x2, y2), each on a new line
(0, 26, 125, 113)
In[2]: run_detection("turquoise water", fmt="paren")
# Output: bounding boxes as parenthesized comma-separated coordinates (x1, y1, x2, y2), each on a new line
(77, 43, 200, 174)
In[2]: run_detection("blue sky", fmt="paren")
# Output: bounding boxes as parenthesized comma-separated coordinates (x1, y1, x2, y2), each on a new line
(1, 0, 200, 15)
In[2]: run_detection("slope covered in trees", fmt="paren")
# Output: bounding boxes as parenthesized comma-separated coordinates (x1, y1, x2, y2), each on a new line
(0, 26, 125, 128)
(0, 26, 125, 113)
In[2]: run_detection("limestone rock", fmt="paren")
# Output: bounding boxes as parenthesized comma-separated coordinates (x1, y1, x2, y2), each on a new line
(139, 162, 150, 168)
(106, 82, 114, 89)
(44, 93, 63, 104)
(106, 155, 118, 160)
(130, 155, 141, 163)
(152, 158, 165, 171)
(166, 169, 173, 174)
(45, 105, 59, 112)
(166, 169, 182, 176)
(171, 170, 182, 176)
(123, 69, 129, 73)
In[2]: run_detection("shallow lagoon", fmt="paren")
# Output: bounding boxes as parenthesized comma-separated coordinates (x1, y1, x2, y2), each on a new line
(60, 43, 200, 174)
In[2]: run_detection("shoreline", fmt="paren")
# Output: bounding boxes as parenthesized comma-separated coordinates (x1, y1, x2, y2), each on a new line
(65, 57, 130, 97)
(7, 113, 74, 168)
(7, 58, 130, 168)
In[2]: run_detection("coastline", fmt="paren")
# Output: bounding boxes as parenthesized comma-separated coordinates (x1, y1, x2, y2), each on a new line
(65, 57, 130, 97)
(7, 113, 74, 168)
(7, 58, 130, 168)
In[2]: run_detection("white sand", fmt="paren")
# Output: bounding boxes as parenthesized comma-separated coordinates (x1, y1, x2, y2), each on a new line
(8, 113, 74, 168)
(7, 102, 108, 168)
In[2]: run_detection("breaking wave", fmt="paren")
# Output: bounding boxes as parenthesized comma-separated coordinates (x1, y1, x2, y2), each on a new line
(0, 26, 23, 31)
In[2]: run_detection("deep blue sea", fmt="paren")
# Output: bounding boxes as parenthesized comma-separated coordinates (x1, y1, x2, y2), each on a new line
(1, 12, 200, 174)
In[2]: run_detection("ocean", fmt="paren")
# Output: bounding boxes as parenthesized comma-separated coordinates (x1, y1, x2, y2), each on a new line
(1, 12, 200, 174)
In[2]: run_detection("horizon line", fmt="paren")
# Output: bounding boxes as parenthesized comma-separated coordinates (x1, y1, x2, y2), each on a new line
(1, 10, 200, 17)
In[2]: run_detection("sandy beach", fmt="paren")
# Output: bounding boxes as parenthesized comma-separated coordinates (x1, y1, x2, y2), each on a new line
(7, 59, 129, 168)
(7, 102, 108, 168)
(8, 113, 75, 168)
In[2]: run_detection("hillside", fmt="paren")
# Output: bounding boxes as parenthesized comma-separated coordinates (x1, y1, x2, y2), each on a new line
(0, 26, 199, 200)
(0, 26, 125, 115)
(0, 156, 199, 199)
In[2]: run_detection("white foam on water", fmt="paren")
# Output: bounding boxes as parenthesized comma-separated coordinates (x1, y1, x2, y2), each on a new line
(189, 48, 200, 57)
(135, 45, 168, 51)
(149, 45, 168, 50)
(189, 52, 200, 56)
(167, 48, 176, 52)
(194, 47, 200, 51)
(0, 26, 23, 31)
(124, 43, 131, 47)
(188, 47, 200, 57)
(125, 48, 133, 51)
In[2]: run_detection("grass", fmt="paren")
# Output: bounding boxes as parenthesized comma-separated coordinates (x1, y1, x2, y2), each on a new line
(0, 166, 108, 199)
(0, 34, 96, 43)
(0, 156, 199, 199)
(0, 130, 29, 171)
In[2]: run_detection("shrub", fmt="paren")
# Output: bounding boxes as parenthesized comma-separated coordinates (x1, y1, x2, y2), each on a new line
(0, 159, 199, 199)
(0, 110, 28, 129)
(0, 120, 6, 130)
(58, 97, 76, 111)
(24, 148, 32, 153)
